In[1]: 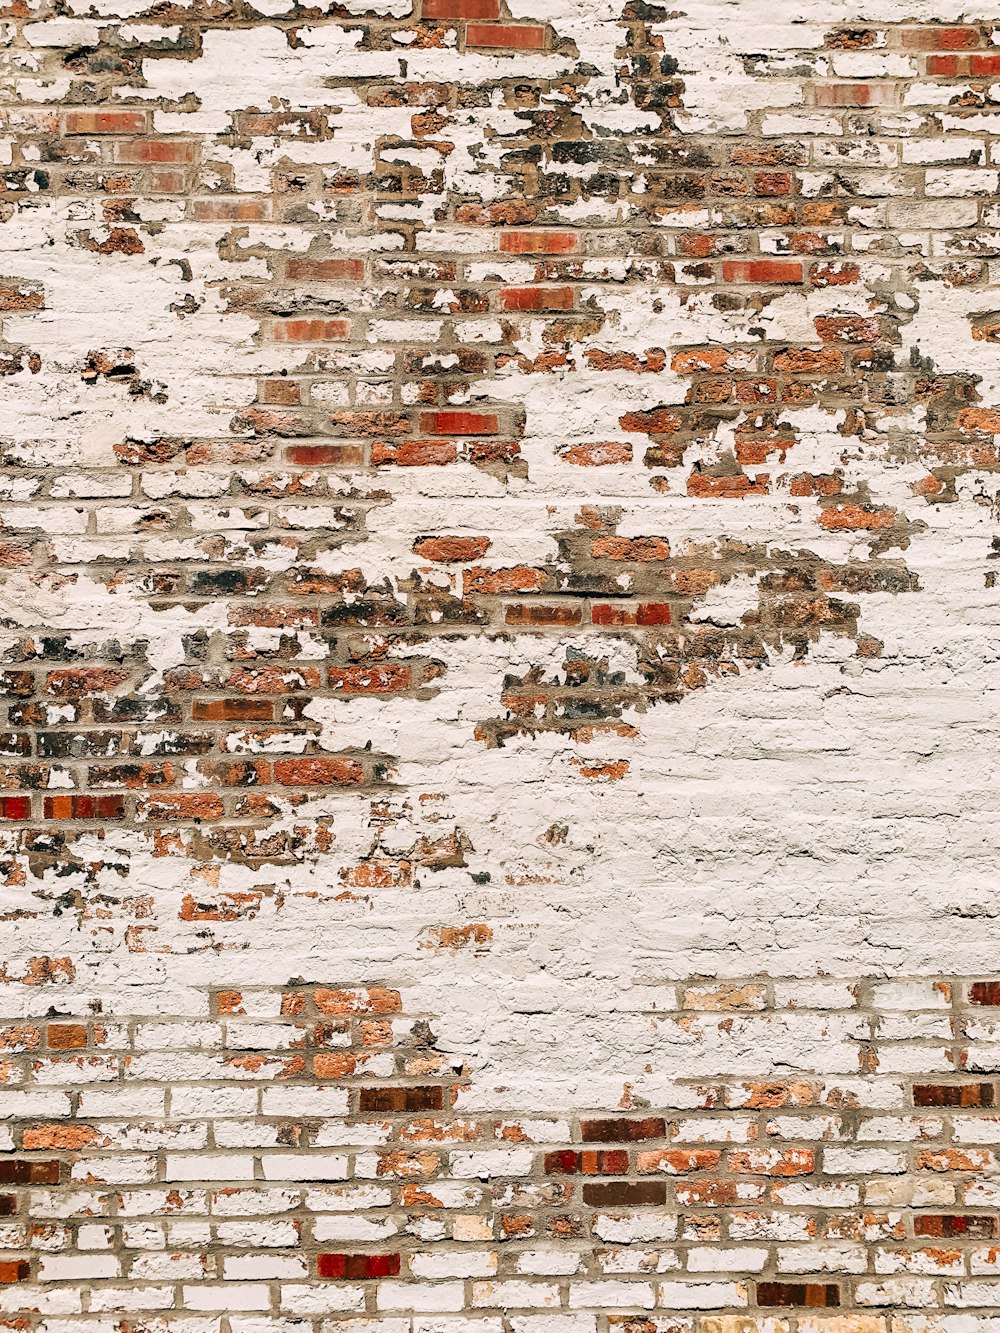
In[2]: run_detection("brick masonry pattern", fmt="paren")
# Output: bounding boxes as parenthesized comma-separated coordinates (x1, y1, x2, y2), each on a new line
(3, 979, 1000, 1327)
(6, 0, 1000, 1324)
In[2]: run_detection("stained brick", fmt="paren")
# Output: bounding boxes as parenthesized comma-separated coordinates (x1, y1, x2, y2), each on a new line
(757, 1283, 840, 1307)
(318, 1253, 401, 1279)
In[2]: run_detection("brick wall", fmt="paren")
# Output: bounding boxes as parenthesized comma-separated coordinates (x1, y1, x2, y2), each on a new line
(4, 0, 1000, 1322)
(7, 979, 1000, 1326)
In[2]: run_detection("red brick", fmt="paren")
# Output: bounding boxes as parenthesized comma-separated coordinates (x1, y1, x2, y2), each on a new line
(592, 537, 670, 561)
(593, 601, 673, 627)
(270, 318, 350, 342)
(758, 1283, 840, 1308)
(138, 794, 225, 822)
(192, 699, 275, 722)
(192, 199, 267, 222)
(65, 110, 148, 134)
(915, 1214, 997, 1237)
(359, 1086, 444, 1112)
(318, 1254, 401, 1279)
(328, 665, 413, 694)
(500, 231, 579, 254)
(814, 314, 881, 343)
(544, 1150, 580, 1174)
(0, 1161, 59, 1184)
(722, 260, 803, 284)
(504, 604, 581, 626)
(149, 170, 186, 193)
(465, 566, 545, 594)
(273, 758, 365, 786)
(687, 472, 769, 499)
(901, 26, 979, 48)
(582, 1181, 666, 1206)
(419, 411, 498, 435)
(43, 795, 125, 820)
(466, 22, 545, 47)
(499, 286, 575, 312)
(285, 445, 365, 466)
(47, 1023, 86, 1049)
(560, 442, 632, 466)
(315, 988, 401, 1015)
(637, 1148, 721, 1174)
(814, 83, 877, 106)
(372, 440, 458, 466)
(424, 0, 499, 16)
(116, 140, 196, 164)
(754, 172, 792, 196)
(45, 668, 128, 696)
(581, 1117, 666, 1142)
(413, 536, 492, 562)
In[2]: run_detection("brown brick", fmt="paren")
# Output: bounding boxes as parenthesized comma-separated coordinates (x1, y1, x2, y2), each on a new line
(359, 1086, 444, 1112)
(913, 1082, 994, 1107)
(580, 1117, 666, 1142)
(757, 1283, 840, 1307)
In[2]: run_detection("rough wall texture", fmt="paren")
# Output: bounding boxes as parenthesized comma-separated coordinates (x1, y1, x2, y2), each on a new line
(6, 0, 1000, 1326)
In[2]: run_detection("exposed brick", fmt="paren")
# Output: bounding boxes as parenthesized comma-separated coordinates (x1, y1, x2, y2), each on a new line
(498, 287, 575, 311)
(116, 140, 197, 164)
(582, 1182, 667, 1207)
(359, 1086, 444, 1112)
(901, 26, 979, 48)
(285, 444, 365, 466)
(285, 258, 365, 281)
(65, 110, 148, 134)
(270, 318, 350, 342)
(465, 22, 545, 46)
(914, 1082, 994, 1107)
(499, 231, 579, 253)
(722, 260, 804, 284)
(424, 0, 499, 16)
(757, 1283, 840, 1307)
(192, 700, 275, 722)
(6, 6, 1000, 1327)
(0, 1162, 59, 1185)
(273, 758, 365, 785)
(414, 536, 492, 562)
(915, 1214, 997, 1237)
(46, 1023, 86, 1049)
(580, 1117, 666, 1142)
(318, 1253, 401, 1279)
(192, 198, 268, 221)
(419, 410, 499, 435)
(42, 795, 125, 819)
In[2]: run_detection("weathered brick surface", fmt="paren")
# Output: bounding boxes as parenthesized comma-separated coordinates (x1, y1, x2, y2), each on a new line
(2, 981, 1000, 1324)
(5, 0, 1000, 1320)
